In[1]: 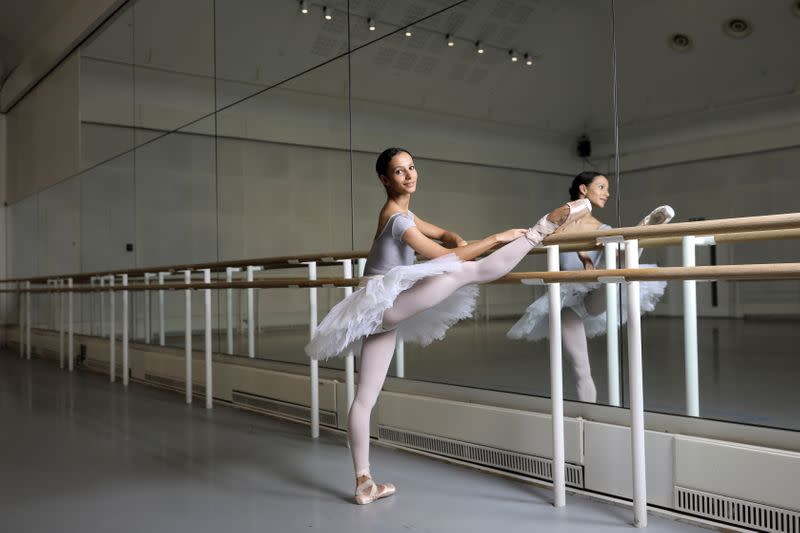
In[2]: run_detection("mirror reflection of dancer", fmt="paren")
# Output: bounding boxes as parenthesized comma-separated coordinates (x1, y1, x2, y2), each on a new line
(507, 171, 674, 403)
(305, 148, 591, 505)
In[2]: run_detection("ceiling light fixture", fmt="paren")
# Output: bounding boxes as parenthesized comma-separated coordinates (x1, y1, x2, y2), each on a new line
(446, 34, 455, 47)
(723, 17, 752, 38)
(368, 18, 376, 31)
(524, 53, 533, 66)
(405, 28, 412, 37)
(299, 0, 309, 14)
(475, 41, 484, 54)
(509, 49, 518, 62)
(668, 33, 692, 52)
(323, 6, 332, 20)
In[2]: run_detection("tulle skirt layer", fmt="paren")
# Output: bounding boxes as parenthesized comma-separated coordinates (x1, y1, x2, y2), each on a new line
(507, 265, 667, 342)
(305, 255, 478, 361)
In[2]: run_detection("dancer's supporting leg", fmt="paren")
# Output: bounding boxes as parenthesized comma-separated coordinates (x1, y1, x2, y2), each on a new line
(561, 307, 598, 403)
(349, 330, 397, 504)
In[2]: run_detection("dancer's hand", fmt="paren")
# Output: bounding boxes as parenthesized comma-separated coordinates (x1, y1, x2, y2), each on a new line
(578, 252, 596, 270)
(441, 231, 469, 248)
(495, 228, 527, 243)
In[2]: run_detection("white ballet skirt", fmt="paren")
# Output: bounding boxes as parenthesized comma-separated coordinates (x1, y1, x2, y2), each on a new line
(507, 264, 667, 342)
(305, 254, 478, 361)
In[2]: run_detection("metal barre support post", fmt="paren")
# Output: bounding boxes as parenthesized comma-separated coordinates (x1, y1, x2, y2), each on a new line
(625, 240, 647, 528)
(682, 236, 700, 418)
(604, 242, 621, 407)
(547, 245, 566, 508)
(305, 262, 320, 439)
(182, 270, 193, 404)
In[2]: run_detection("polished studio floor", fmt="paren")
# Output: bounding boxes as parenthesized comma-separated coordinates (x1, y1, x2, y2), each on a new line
(0, 352, 714, 533)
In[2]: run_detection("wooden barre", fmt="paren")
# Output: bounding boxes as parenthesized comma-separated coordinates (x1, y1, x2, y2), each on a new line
(2, 212, 799, 285)
(5, 263, 800, 293)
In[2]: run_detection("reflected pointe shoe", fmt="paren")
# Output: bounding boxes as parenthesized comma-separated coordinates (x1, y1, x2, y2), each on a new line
(637, 205, 675, 226)
(525, 198, 592, 245)
(354, 475, 396, 505)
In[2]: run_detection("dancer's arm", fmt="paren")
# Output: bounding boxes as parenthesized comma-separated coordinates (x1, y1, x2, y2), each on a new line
(414, 215, 468, 248)
(402, 226, 525, 261)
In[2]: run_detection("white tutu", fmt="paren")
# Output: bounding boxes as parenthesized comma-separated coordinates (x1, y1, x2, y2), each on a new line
(305, 254, 478, 361)
(507, 264, 667, 342)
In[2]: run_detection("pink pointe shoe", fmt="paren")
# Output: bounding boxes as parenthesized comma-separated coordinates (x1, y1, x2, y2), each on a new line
(354, 475, 396, 505)
(525, 198, 592, 244)
(637, 205, 675, 226)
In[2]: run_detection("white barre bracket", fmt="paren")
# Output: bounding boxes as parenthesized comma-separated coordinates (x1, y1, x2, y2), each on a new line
(596, 235, 625, 245)
(694, 235, 716, 246)
(598, 276, 626, 284)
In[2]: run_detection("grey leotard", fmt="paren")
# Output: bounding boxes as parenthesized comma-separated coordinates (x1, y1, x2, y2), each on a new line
(559, 223, 612, 271)
(363, 211, 417, 276)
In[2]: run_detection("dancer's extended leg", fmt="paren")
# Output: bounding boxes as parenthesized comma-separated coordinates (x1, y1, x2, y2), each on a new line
(348, 330, 397, 504)
(561, 307, 598, 402)
(382, 200, 590, 330)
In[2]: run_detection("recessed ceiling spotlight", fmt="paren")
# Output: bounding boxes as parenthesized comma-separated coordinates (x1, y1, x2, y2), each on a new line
(323, 6, 332, 20)
(404, 28, 412, 37)
(299, 0, 309, 14)
(368, 18, 376, 31)
(446, 34, 455, 47)
(524, 53, 534, 66)
(668, 33, 693, 52)
(475, 41, 484, 54)
(509, 49, 518, 62)
(723, 17, 752, 38)
(793, 0, 800, 17)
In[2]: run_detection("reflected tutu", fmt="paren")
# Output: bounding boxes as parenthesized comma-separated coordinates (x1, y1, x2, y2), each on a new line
(507, 264, 667, 342)
(305, 254, 478, 361)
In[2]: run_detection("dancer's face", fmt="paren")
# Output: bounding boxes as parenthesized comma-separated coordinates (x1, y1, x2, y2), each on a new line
(380, 152, 418, 196)
(580, 175, 610, 209)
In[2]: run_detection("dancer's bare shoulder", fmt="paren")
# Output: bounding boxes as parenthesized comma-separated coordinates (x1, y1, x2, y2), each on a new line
(374, 203, 409, 238)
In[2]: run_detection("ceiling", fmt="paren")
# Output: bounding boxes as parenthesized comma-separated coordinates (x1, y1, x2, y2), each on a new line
(0, 0, 75, 87)
(75, 0, 800, 139)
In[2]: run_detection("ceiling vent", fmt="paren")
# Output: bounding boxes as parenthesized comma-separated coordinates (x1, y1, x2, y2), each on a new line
(668, 33, 693, 52)
(723, 18, 753, 38)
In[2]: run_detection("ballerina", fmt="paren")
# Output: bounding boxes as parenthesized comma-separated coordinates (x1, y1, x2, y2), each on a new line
(507, 171, 674, 403)
(305, 147, 591, 504)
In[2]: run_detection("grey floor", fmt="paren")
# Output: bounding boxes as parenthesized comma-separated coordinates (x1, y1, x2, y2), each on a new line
(0, 351, 712, 533)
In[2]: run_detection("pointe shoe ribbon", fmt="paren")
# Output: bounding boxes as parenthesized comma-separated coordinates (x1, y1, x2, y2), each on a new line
(525, 198, 592, 245)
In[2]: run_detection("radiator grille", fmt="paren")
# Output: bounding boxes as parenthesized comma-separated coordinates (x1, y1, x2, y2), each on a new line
(232, 390, 337, 427)
(675, 486, 800, 533)
(85, 359, 125, 380)
(379, 426, 583, 487)
(143, 373, 206, 396)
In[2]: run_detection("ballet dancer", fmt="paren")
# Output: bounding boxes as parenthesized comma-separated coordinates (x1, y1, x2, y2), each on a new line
(305, 148, 591, 504)
(507, 171, 674, 403)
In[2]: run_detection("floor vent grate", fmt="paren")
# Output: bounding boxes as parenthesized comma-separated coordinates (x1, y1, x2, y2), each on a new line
(379, 426, 583, 487)
(675, 486, 800, 532)
(232, 390, 337, 427)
